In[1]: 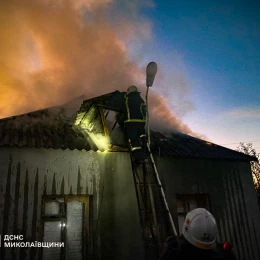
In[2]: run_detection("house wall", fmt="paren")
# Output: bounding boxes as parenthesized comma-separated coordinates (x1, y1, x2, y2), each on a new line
(0, 147, 144, 260)
(155, 156, 260, 260)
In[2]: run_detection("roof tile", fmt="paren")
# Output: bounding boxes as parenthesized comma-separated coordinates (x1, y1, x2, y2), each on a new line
(0, 107, 91, 151)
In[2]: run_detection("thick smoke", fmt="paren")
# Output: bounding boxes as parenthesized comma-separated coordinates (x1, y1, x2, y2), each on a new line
(0, 0, 201, 137)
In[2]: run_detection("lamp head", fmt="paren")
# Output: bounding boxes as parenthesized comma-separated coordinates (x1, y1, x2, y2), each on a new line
(146, 61, 157, 87)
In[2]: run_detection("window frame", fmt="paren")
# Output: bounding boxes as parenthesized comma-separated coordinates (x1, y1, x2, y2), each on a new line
(176, 194, 211, 235)
(39, 195, 93, 260)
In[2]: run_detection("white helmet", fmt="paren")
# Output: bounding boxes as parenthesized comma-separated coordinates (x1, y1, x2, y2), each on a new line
(127, 85, 139, 94)
(182, 208, 218, 250)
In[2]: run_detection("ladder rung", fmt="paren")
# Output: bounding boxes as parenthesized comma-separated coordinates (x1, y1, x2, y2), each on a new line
(140, 209, 170, 214)
(138, 183, 161, 186)
(137, 186, 162, 190)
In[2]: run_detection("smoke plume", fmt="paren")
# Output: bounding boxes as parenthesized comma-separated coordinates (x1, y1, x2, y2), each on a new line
(0, 0, 201, 137)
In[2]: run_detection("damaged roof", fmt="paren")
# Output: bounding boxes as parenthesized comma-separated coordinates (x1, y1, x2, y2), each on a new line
(0, 94, 257, 162)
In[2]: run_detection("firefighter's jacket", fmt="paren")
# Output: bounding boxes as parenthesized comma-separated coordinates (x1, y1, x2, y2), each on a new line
(122, 92, 146, 123)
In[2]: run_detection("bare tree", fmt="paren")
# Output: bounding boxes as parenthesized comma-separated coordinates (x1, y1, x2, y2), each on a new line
(237, 143, 260, 207)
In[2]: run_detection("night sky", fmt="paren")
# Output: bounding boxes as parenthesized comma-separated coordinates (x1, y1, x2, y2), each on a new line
(138, 0, 260, 151)
(0, 0, 259, 151)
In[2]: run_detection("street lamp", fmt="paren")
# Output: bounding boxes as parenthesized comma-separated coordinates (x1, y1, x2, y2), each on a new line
(146, 61, 157, 87)
(145, 62, 157, 146)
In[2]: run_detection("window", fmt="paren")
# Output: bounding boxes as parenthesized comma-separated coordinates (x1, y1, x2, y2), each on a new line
(176, 194, 210, 235)
(40, 195, 92, 260)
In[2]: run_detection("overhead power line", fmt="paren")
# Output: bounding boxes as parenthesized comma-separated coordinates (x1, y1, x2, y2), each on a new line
(220, 140, 260, 145)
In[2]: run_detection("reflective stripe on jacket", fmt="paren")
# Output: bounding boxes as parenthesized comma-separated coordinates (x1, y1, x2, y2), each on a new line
(123, 92, 146, 123)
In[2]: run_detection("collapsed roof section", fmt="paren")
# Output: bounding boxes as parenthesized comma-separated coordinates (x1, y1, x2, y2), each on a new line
(73, 103, 110, 152)
(73, 91, 129, 152)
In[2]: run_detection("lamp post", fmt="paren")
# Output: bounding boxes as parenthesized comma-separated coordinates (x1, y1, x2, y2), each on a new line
(144, 62, 160, 251)
(145, 62, 179, 245)
(145, 62, 157, 145)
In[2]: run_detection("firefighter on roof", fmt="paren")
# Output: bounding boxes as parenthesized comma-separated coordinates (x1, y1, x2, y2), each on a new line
(159, 208, 238, 260)
(121, 85, 147, 163)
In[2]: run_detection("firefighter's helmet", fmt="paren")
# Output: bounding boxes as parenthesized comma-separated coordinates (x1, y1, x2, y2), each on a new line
(182, 208, 218, 250)
(127, 85, 139, 94)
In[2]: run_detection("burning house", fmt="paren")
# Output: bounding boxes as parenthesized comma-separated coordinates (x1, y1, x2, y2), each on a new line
(0, 93, 260, 260)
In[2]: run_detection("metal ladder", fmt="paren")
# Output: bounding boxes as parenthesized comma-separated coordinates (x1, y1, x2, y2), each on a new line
(130, 143, 178, 259)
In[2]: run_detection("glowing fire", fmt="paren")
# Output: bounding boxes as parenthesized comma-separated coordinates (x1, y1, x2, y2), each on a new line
(88, 132, 110, 152)
(79, 118, 110, 152)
